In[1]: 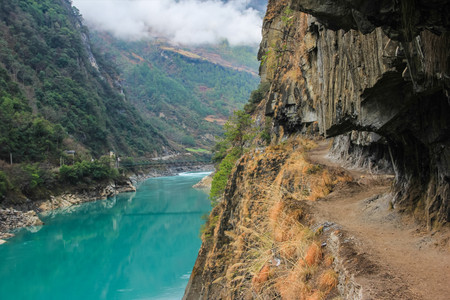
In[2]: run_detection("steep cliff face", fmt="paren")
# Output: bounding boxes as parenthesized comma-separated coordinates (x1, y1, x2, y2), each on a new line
(258, 0, 449, 226)
(185, 139, 354, 299)
(185, 0, 450, 298)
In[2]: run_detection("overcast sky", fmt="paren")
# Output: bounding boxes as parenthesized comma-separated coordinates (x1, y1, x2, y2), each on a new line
(71, 0, 263, 46)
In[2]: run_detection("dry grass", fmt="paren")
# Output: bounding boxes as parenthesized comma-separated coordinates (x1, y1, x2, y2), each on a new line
(318, 269, 338, 293)
(307, 290, 325, 300)
(205, 138, 342, 299)
(252, 264, 271, 292)
(305, 242, 322, 266)
(324, 254, 335, 267)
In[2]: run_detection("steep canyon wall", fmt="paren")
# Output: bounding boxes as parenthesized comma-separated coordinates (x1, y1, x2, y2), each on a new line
(259, 0, 449, 227)
(184, 0, 449, 298)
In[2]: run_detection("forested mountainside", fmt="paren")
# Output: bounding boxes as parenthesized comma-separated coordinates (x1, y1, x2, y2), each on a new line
(0, 0, 172, 202)
(185, 0, 450, 299)
(90, 32, 260, 149)
(0, 0, 167, 162)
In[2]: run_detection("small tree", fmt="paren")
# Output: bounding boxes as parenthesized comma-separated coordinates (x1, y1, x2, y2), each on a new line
(210, 110, 255, 205)
(223, 110, 255, 151)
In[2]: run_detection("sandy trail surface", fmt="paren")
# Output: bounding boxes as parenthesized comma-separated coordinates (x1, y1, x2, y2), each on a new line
(306, 140, 450, 300)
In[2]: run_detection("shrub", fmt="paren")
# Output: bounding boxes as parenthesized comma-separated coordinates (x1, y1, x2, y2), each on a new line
(212, 139, 230, 163)
(249, 81, 270, 104)
(59, 164, 82, 182)
(210, 110, 255, 205)
(59, 159, 118, 184)
(0, 170, 9, 198)
(210, 147, 241, 204)
(223, 110, 256, 150)
(245, 81, 270, 113)
(2, 163, 55, 199)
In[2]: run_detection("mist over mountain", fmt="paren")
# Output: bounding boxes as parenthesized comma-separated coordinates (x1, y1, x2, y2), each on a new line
(72, 0, 267, 45)
(0, 0, 264, 202)
(79, 0, 265, 150)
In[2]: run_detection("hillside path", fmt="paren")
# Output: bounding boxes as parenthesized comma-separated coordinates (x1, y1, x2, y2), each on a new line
(306, 140, 450, 300)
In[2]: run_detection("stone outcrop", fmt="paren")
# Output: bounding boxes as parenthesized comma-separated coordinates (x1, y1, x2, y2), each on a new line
(258, 0, 449, 227)
(0, 208, 43, 239)
(287, 0, 450, 40)
(38, 180, 136, 212)
(192, 173, 213, 192)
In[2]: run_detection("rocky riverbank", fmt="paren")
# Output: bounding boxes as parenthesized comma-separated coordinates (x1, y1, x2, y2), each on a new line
(37, 180, 137, 212)
(0, 208, 43, 241)
(0, 164, 214, 243)
(0, 178, 136, 241)
(192, 172, 213, 193)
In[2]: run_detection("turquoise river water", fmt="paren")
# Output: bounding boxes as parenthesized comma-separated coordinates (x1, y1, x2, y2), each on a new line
(0, 172, 211, 300)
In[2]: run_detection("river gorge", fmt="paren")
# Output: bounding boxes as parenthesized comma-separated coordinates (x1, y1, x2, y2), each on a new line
(0, 172, 211, 300)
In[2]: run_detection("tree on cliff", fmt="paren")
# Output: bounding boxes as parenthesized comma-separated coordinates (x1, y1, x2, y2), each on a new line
(213, 109, 255, 162)
(224, 110, 255, 149)
(210, 109, 255, 203)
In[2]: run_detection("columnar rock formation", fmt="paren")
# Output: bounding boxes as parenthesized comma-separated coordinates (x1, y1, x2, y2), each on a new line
(184, 0, 449, 298)
(259, 0, 449, 227)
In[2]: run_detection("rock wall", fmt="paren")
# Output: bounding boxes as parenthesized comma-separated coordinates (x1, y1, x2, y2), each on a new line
(184, 0, 449, 298)
(258, 0, 449, 226)
(184, 0, 450, 299)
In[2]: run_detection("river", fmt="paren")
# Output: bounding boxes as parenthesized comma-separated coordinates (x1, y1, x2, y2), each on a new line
(0, 172, 211, 300)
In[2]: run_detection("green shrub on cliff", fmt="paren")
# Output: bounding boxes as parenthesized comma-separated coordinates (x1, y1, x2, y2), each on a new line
(223, 110, 256, 150)
(210, 110, 255, 205)
(244, 81, 270, 113)
(210, 147, 241, 204)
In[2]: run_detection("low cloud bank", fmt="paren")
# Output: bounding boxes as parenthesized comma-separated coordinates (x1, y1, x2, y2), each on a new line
(72, 0, 263, 46)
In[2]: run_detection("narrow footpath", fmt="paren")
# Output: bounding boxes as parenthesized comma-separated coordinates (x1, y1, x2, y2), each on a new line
(306, 140, 450, 300)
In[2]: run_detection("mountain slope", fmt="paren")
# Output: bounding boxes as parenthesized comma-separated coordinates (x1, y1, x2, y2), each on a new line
(0, 0, 168, 161)
(89, 32, 260, 149)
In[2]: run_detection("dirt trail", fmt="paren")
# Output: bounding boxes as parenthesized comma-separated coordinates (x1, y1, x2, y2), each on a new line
(306, 140, 450, 300)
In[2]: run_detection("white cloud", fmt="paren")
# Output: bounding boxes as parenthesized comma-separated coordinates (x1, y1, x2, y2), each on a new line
(71, 0, 263, 46)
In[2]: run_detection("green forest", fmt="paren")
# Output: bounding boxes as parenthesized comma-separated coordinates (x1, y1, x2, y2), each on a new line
(0, 0, 165, 201)
(0, 0, 260, 202)
(90, 32, 259, 149)
(0, 0, 167, 161)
